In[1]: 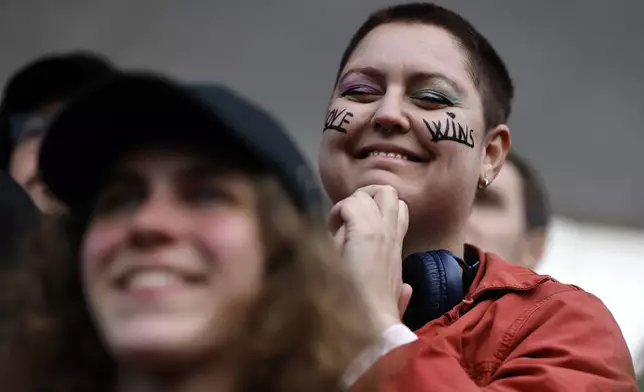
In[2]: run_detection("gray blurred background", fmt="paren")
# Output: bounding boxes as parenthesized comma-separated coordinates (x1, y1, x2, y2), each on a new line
(1, 0, 642, 228)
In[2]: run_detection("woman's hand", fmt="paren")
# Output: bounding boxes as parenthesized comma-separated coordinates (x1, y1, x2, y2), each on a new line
(330, 185, 411, 331)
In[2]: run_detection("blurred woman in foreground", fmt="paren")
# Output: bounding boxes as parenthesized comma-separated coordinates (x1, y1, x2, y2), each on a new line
(0, 72, 377, 392)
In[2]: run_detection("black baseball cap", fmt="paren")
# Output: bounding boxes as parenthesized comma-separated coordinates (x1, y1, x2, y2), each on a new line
(38, 72, 323, 217)
(0, 51, 116, 170)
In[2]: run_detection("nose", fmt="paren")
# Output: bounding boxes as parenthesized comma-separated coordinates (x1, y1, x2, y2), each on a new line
(370, 92, 410, 136)
(127, 192, 183, 249)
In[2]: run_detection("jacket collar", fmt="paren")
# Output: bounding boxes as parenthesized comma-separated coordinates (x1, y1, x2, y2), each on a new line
(465, 244, 550, 300)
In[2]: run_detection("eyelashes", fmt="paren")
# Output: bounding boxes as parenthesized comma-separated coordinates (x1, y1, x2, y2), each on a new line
(339, 84, 380, 97)
(340, 85, 456, 108)
(411, 91, 455, 106)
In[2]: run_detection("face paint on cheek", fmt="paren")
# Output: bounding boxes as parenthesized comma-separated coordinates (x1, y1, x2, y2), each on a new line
(423, 111, 475, 148)
(323, 108, 354, 134)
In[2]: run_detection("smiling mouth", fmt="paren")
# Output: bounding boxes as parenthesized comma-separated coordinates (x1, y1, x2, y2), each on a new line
(115, 268, 206, 292)
(355, 147, 429, 163)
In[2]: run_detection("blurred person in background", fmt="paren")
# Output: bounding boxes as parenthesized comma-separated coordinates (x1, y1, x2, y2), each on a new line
(0, 170, 39, 268)
(318, 3, 637, 390)
(466, 151, 550, 270)
(0, 51, 116, 213)
(0, 72, 378, 392)
(0, 170, 39, 329)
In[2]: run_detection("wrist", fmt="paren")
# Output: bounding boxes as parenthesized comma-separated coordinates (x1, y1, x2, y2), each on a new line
(370, 306, 401, 333)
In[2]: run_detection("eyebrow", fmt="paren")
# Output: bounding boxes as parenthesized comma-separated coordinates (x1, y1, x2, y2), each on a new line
(340, 66, 466, 96)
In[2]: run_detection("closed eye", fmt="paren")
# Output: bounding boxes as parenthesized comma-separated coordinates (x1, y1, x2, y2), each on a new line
(340, 85, 381, 103)
(412, 91, 454, 109)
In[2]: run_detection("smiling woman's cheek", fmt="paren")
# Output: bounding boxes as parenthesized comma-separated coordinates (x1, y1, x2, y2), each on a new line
(81, 221, 129, 282)
(193, 210, 265, 290)
(323, 106, 358, 135)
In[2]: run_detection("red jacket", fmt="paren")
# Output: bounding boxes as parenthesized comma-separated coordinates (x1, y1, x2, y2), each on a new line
(354, 248, 637, 391)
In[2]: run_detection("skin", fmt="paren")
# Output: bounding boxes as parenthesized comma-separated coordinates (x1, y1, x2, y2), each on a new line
(466, 161, 547, 269)
(81, 148, 265, 392)
(9, 136, 61, 213)
(8, 101, 66, 214)
(318, 22, 510, 326)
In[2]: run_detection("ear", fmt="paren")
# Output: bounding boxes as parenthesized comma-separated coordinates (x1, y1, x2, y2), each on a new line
(479, 124, 511, 186)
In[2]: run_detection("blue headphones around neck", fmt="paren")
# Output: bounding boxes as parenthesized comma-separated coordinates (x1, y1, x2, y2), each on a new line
(402, 247, 480, 331)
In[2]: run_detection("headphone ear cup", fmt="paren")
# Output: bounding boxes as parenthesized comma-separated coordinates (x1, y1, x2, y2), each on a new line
(402, 250, 464, 331)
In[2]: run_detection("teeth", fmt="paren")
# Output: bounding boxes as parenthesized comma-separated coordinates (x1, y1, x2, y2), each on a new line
(368, 151, 408, 160)
(125, 271, 182, 289)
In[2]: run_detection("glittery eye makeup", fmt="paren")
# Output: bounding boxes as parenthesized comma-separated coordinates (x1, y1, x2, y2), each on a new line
(336, 72, 382, 97)
(411, 90, 455, 106)
(340, 84, 380, 97)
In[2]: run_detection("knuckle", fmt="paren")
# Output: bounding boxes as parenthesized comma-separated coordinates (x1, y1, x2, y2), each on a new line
(353, 187, 368, 196)
(341, 196, 357, 207)
(381, 185, 398, 196)
(384, 184, 397, 193)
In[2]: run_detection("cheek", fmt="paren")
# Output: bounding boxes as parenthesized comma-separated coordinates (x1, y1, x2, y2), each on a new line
(8, 143, 38, 186)
(81, 222, 126, 284)
(195, 212, 265, 286)
(323, 103, 359, 136)
(320, 102, 375, 196)
(318, 144, 345, 203)
(481, 210, 522, 239)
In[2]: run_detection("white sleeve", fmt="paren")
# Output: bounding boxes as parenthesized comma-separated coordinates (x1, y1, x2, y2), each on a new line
(342, 323, 418, 388)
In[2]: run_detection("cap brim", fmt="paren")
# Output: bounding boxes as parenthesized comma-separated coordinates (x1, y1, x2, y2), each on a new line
(39, 73, 255, 210)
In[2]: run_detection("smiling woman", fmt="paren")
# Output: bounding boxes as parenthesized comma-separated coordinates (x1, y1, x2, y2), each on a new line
(316, 3, 637, 391)
(0, 72, 378, 392)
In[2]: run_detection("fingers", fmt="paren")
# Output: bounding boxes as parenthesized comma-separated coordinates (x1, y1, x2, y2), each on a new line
(358, 186, 407, 246)
(397, 199, 409, 243)
(370, 185, 400, 229)
(328, 200, 345, 235)
(328, 185, 407, 245)
(329, 189, 381, 234)
(398, 283, 413, 318)
(350, 185, 400, 228)
(333, 224, 346, 249)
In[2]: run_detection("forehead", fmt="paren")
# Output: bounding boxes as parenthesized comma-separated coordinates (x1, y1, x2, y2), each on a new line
(111, 145, 256, 181)
(116, 148, 210, 172)
(111, 138, 259, 175)
(344, 22, 475, 90)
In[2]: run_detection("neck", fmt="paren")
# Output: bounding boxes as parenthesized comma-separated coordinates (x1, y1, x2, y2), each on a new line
(116, 358, 239, 392)
(402, 219, 465, 259)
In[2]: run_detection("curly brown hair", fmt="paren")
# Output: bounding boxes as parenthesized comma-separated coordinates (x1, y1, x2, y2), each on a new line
(0, 176, 378, 392)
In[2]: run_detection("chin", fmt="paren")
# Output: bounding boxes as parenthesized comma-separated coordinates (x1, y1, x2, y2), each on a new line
(350, 171, 416, 199)
(104, 316, 218, 365)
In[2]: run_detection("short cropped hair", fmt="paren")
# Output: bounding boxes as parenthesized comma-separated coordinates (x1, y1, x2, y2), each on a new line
(336, 3, 514, 131)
